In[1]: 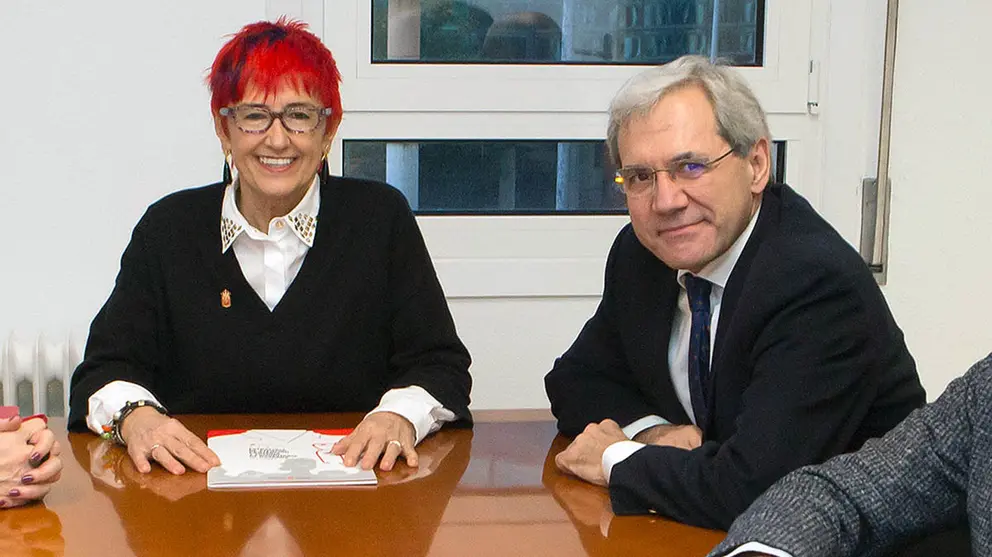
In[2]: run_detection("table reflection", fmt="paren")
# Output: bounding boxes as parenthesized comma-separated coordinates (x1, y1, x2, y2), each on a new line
(238, 515, 304, 557)
(0, 504, 64, 557)
(69, 417, 473, 557)
(542, 433, 726, 557)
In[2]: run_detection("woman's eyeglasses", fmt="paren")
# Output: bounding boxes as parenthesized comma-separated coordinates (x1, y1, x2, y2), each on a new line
(219, 103, 332, 134)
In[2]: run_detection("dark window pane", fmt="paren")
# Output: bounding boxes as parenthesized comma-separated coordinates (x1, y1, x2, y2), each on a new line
(372, 0, 764, 65)
(344, 140, 623, 214)
(342, 139, 786, 215)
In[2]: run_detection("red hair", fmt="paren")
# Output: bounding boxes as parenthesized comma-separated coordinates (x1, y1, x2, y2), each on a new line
(208, 18, 342, 131)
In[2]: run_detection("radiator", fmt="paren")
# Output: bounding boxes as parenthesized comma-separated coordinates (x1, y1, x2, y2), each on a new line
(0, 332, 84, 418)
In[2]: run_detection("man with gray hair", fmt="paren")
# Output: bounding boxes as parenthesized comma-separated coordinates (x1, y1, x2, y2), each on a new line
(544, 56, 925, 530)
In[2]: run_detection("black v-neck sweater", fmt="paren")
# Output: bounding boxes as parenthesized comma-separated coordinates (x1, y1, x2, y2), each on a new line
(68, 176, 472, 430)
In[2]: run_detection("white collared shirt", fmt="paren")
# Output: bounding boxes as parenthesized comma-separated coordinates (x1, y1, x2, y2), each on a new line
(87, 177, 453, 444)
(221, 176, 319, 311)
(603, 201, 763, 481)
(724, 542, 793, 557)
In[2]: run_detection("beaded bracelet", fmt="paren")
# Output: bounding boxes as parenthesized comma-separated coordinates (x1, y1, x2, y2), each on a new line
(103, 400, 168, 446)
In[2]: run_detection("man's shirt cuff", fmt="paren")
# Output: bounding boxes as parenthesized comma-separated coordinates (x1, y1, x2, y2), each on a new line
(87, 380, 161, 435)
(622, 415, 671, 439)
(367, 385, 454, 445)
(602, 440, 646, 483)
(723, 542, 794, 557)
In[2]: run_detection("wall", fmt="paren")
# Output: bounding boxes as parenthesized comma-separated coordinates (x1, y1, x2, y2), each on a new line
(882, 0, 992, 397)
(0, 1, 267, 336)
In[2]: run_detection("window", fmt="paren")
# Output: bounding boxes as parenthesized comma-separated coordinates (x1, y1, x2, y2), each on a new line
(372, 0, 765, 65)
(344, 140, 623, 213)
(343, 139, 786, 214)
(325, 0, 812, 298)
(326, 0, 812, 114)
(321, 0, 819, 409)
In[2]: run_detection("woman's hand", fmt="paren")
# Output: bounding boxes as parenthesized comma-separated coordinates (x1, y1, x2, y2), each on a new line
(0, 418, 63, 508)
(120, 407, 221, 475)
(331, 412, 418, 471)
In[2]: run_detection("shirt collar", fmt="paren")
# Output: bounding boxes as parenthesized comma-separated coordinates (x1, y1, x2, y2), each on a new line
(677, 200, 762, 291)
(220, 175, 320, 253)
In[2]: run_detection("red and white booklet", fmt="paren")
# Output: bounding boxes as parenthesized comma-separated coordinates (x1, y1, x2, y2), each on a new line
(206, 429, 377, 489)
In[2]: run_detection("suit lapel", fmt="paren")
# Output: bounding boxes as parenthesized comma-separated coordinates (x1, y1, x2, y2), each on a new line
(704, 188, 782, 433)
(633, 246, 692, 425)
(713, 189, 780, 363)
(659, 274, 693, 425)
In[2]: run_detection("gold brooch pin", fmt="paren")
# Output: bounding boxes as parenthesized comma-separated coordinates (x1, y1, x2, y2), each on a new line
(220, 289, 232, 308)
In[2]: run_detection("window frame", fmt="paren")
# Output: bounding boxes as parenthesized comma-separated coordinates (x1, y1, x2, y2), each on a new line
(330, 111, 809, 298)
(324, 0, 816, 299)
(324, 0, 814, 114)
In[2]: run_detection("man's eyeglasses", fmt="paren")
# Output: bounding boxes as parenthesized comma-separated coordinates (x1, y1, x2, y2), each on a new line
(614, 148, 736, 197)
(219, 103, 332, 134)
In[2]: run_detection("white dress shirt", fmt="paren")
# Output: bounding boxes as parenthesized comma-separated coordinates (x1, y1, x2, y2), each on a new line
(87, 177, 454, 444)
(723, 542, 793, 557)
(602, 202, 762, 482)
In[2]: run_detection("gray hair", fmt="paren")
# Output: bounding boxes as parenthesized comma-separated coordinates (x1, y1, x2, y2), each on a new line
(606, 55, 770, 166)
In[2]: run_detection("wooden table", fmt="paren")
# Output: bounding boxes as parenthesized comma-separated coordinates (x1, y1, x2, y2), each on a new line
(3, 412, 725, 556)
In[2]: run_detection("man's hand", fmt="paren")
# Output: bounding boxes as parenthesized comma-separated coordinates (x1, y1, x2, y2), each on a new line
(555, 419, 628, 487)
(331, 412, 418, 471)
(632, 423, 703, 450)
(121, 407, 220, 475)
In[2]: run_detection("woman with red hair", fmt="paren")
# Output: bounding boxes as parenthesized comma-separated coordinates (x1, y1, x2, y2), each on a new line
(67, 19, 472, 476)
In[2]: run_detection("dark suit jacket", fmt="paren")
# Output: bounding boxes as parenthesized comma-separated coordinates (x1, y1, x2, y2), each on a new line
(710, 355, 992, 557)
(544, 184, 925, 530)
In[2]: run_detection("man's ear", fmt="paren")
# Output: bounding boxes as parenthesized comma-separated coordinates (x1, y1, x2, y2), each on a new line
(748, 137, 771, 194)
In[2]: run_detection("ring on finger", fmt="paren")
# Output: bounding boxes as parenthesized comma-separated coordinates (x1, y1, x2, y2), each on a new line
(149, 443, 162, 455)
(387, 439, 403, 450)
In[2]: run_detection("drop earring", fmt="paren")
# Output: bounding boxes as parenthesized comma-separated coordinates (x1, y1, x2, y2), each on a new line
(223, 152, 233, 185)
(319, 151, 330, 183)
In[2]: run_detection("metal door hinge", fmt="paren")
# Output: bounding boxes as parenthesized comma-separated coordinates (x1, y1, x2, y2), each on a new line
(807, 60, 820, 115)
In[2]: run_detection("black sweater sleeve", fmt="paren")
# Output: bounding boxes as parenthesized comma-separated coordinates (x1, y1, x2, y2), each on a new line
(384, 190, 473, 423)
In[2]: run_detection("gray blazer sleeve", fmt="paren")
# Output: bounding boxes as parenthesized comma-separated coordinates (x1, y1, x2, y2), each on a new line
(708, 355, 992, 557)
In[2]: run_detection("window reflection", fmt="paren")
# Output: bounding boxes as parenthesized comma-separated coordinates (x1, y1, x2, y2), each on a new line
(372, 0, 764, 65)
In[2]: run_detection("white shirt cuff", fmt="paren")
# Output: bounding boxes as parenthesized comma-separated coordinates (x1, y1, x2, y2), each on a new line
(86, 380, 162, 435)
(723, 542, 794, 557)
(367, 385, 454, 445)
(622, 415, 671, 439)
(602, 440, 646, 483)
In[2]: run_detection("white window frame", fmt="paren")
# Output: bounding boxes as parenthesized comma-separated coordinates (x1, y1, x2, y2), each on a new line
(326, 0, 813, 114)
(323, 0, 818, 299)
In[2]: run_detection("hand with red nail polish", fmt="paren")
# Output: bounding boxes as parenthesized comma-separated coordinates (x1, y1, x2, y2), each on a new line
(0, 416, 62, 509)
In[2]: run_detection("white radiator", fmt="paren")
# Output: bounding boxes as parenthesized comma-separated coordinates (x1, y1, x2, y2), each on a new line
(0, 332, 84, 418)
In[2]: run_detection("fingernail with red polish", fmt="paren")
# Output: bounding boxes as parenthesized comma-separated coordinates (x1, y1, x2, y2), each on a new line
(21, 475, 33, 484)
(29, 453, 41, 464)
(8, 489, 19, 498)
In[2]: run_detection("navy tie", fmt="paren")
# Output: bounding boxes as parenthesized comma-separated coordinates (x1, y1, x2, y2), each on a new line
(685, 275, 712, 428)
